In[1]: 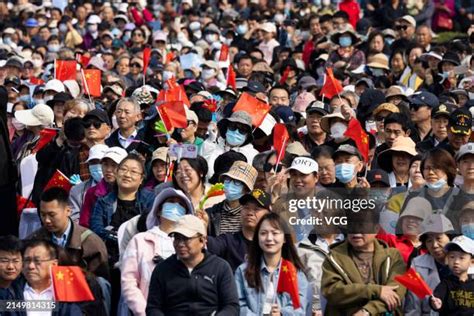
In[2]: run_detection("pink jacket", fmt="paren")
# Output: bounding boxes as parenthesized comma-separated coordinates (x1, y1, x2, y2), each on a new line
(79, 179, 110, 227)
(120, 226, 174, 316)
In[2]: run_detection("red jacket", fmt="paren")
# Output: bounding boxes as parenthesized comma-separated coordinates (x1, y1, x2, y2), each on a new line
(376, 229, 427, 263)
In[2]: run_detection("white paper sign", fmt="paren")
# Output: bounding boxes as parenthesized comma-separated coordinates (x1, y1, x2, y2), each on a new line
(169, 143, 198, 160)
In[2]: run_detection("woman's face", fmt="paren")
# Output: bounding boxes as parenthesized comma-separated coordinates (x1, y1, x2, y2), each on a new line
(392, 152, 411, 174)
(175, 160, 201, 194)
(258, 219, 285, 255)
(401, 215, 423, 236)
(131, 30, 145, 45)
(117, 58, 130, 76)
(391, 53, 405, 73)
(408, 48, 423, 68)
(370, 35, 384, 53)
(102, 159, 118, 184)
(152, 160, 167, 183)
(116, 159, 144, 192)
(409, 160, 425, 187)
(289, 170, 318, 197)
(422, 159, 448, 185)
(425, 233, 450, 262)
(130, 59, 142, 75)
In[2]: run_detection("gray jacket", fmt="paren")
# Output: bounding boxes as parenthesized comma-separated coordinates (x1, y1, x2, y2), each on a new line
(69, 179, 94, 222)
(404, 254, 440, 316)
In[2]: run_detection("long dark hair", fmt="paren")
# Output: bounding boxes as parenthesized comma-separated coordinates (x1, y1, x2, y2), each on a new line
(244, 213, 305, 292)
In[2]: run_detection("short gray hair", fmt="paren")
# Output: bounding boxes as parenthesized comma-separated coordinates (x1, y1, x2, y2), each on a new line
(116, 97, 141, 113)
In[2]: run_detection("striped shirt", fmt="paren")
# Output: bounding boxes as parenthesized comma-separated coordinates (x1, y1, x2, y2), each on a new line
(219, 202, 242, 235)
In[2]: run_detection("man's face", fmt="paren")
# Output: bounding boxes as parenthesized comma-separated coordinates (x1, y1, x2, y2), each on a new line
(459, 154, 474, 182)
(101, 36, 113, 49)
(269, 88, 289, 107)
(22, 246, 57, 287)
(395, 21, 415, 39)
(431, 116, 449, 141)
(320, 21, 333, 35)
(84, 118, 111, 142)
(332, 17, 346, 31)
(306, 112, 324, 135)
(384, 122, 406, 147)
(289, 170, 318, 197)
(330, 97, 349, 112)
(447, 131, 470, 151)
(237, 58, 253, 78)
(39, 200, 71, 235)
(115, 101, 140, 131)
(196, 120, 210, 139)
(241, 201, 268, 230)
(347, 233, 377, 250)
(410, 104, 431, 124)
(309, 18, 321, 36)
(416, 27, 432, 48)
(334, 154, 363, 179)
(173, 233, 205, 261)
(0, 250, 22, 283)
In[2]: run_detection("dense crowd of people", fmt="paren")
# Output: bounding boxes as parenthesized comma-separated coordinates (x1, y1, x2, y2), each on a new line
(0, 0, 473, 315)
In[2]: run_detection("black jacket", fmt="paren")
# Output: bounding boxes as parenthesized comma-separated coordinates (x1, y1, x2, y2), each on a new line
(146, 251, 239, 316)
(206, 201, 225, 237)
(432, 274, 474, 316)
(207, 231, 251, 272)
(105, 128, 145, 153)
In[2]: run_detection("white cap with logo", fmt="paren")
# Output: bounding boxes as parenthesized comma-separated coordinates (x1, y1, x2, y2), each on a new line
(287, 157, 318, 174)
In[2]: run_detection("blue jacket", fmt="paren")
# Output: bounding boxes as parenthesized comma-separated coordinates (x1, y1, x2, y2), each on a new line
(90, 189, 155, 241)
(234, 260, 309, 315)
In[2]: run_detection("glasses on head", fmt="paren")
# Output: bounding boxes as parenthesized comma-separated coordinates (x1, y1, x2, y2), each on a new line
(395, 25, 408, 31)
(263, 162, 283, 173)
(117, 167, 143, 178)
(0, 258, 21, 265)
(173, 234, 200, 244)
(23, 257, 53, 266)
(227, 123, 248, 134)
(130, 63, 142, 68)
(83, 120, 103, 129)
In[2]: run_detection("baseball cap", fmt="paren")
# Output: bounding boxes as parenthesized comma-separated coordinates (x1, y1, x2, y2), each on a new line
(103, 83, 124, 97)
(14, 104, 54, 127)
(44, 79, 65, 93)
(286, 141, 310, 156)
(287, 157, 318, 174)
(185, 108, 199, 125)
(449, 108, 472, 135)
(87, 15, 101, 25)
(274, 106, 296, 124)
(5, 58, 22, 69)
(153, 31, 167, 42)
(455, 142, 474, 161)
(407, 91, 439, 108)
(102, 147, 128, 164)
(445, 236, 474, 256)
(46, 92, 73, 107)
(87, 144, 109, 162)
(333, 144, 362, 161)
(400, 15, 416, 28)
(298, 76, 317, 90)
(366, 169, 390, 187)
(151, 147, 169, 163)
(83, 109, 111, 126)
(243, 80, 266, 94)
(169, 215, 207, 237)
(431, 103, 452, 119)
(4, 76, 20, 86)
(239, 189, 271, 209)
(306, 100, 330, 116)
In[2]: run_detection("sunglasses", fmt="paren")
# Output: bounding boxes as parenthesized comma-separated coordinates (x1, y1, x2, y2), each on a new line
(263, 162, 283, 173)
(375, 115, 388, 122)
(83, 120, 103, 129)
(130, 63, 142, 68)
(409, 104, 424, 111)
(395, 25, 408, 31)
(227, 123, 248, 134)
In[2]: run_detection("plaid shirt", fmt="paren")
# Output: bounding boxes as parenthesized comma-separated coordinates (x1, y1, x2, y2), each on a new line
(79, 144, 91, 181)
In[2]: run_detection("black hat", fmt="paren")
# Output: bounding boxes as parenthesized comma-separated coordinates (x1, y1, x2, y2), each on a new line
(438, 51, 460, 72)
(243, 80, 266, 94)
(367, 169, 390, 187)
(5, 58, 22, 69)
(46, 92, 73, 107)
(4, 75, 20, 86)
(239, 189, 271, 209)
(306, 100, 330, 116)
(407, 91, 439, 108)
(333, 144, 363, 161)
(83, 109, 111, 126)
(431, 103, 452, 119)
(209, 151, 247, 184)
(449, 107, 472, 135)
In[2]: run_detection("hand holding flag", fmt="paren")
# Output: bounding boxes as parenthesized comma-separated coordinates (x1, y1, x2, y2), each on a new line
(395, 267, 433, 299)
(277, 259, 301, 309)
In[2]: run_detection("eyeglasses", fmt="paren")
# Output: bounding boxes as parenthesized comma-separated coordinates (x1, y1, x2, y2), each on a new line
(395, 25, 408, 31)
(173, 234, 201, 244)
(117, 167, 143, 177)
(130, 63, 142, 68)
(227, 123, 248, 134)
(23, 258, 54, 266)
(263, 162, 283, 173)
(83, 120, 103, 129)
(0, 258, 21, 265)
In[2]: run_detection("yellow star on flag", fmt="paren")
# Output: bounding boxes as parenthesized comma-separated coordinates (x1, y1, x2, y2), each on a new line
(282, 265, 288, 273)
(56, 271, 64, 281)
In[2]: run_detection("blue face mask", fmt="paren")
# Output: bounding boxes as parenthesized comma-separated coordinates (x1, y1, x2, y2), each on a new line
(161, 202, 187, 221)
(426, 179, 447, 191)
(335, 163, 356, 184)
(89, 164, 103, 183)
(226, 129, 247, 147)
(236, 24, 248, 35)
(19, 95, 32, 107)
(385, 38, 394, 46)
(339, 36, 352, 47)
(224, 179, 244, 201)
(461, 223, 474, 239)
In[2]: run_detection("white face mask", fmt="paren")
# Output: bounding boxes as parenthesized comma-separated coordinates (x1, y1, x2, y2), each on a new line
(201, 69, 215, 80)
(330, 122, 347, 139)
(205, 34, 218, 43)
(223, 38, 233, 46)
(44, 95, 54, 102)
(177, 32, 187, 42)
(162, 71, 174, 81)
(11, 117, 25, 131)
(88, 24, 98, 33)
(32, 59, 43, 68)
(48, 44, 61, 52)
(194, 30, 202, 39)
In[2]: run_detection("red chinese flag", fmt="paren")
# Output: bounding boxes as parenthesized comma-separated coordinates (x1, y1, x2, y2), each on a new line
(344, 118, 369, 163)
(279, 66, 291, 85)
(227, 65, 236, 90)
(75, 53, 91, 68)
(30, 77, 45, 85)
(55, 60, 77, 81)
(319, 68, 343, 99)
(157, 101, 188, 131)
(83, 69, 101, 97)
(219, 44, 229, 61)
(44, 169, 72, 193)
(165, 51, 176, 64)
(52, 266, 94, 302)
(32, 128, 58, 154)
(157, 79, 190, 107)
(233, 92, 270, 127)
(16, 195, 35, 214)
(395, 267, 432, 299)
(273, 123, 289, 160)
(277, 259, 301, 309)
(143, 47, 151, 76)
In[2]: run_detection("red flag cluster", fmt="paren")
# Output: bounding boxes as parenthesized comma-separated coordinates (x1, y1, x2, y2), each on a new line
(157, 77, 190, 107)
(319, 68, 343, 99)
(55, 60, 77, 82)
(233, 92, 270, 127)
(395, 267, 432, 299)
(344, 118, 369, 163)
(52, 266, 94, 302)
(277, 259, 301, 309)
(279, 66, 291, 85)
(219, 45, 229, 62)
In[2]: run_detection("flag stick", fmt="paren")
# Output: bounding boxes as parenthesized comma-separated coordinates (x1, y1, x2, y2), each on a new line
(54, 59, 57, 80)
(273, 137, 287, 174)
(80, 69, 94, 106)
